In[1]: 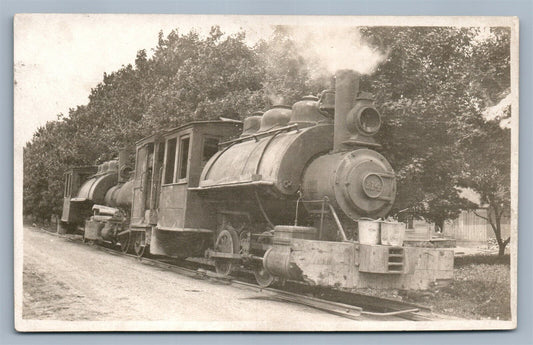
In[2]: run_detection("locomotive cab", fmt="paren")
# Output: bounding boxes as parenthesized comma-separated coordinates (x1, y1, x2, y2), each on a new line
(59, 166, 97, 233)
(138, 120, 242, 258)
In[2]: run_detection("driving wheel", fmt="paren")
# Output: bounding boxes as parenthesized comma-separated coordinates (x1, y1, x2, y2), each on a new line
(214, 229, 240, 276)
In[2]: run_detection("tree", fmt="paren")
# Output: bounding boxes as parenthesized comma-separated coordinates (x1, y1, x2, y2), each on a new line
(457, 119, 511, 256)
(141, 27, 266, 130)
(453, 28, 511, 256)
(23, 27, 266, 221)
(254, 26, 329, 107)
(360, 27, 511, 252)
(23, 119, 85, 221)
(23, 26, 321, 222)
(360, 27, 481, 226)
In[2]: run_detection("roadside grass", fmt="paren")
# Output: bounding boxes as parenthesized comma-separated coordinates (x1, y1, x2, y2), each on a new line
(355, 257, 511, 320)
(401, 264, 511, 320)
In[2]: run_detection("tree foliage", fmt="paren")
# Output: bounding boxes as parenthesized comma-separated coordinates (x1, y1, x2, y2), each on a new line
(454, 28, 511, 256)
(360, 27, 510, 233)
(359, 27, 511, 254)
(23, 25, 512, 253)
(23, 26, 319, 220)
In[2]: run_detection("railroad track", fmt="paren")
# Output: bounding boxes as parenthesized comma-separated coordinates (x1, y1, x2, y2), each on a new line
(44, 228, 435, 322)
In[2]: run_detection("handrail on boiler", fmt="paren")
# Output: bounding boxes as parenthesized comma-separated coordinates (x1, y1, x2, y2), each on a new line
(219, 124, 299, 147)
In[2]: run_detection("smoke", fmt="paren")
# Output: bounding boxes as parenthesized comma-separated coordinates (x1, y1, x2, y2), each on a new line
(282, 26, 387, 77)
(266, 91, 286, 106)
(260, 26, 387, 106)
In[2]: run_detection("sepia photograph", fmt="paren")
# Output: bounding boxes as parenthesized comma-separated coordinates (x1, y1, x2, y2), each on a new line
(13, 14, 518, 332)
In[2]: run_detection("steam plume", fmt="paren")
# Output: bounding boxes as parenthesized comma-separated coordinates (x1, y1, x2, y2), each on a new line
(281, 26, 386, 77)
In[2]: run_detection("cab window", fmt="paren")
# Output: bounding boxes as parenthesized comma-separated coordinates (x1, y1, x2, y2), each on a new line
(177, 136, 190, 180)
(164, 138, 177, 184)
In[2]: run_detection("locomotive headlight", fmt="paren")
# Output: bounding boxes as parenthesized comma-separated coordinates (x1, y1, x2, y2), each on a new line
(346, 102, 382, 137)
(358, 107, 381, 135)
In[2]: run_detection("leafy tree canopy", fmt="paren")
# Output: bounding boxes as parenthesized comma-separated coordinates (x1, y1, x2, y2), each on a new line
(24, 25, 511, 252)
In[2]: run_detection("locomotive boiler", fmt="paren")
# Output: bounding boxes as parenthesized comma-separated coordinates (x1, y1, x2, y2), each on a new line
(60, 69, 454, 290)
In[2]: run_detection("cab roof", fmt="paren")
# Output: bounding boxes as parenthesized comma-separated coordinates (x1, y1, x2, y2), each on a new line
(135, 119, 243, 146)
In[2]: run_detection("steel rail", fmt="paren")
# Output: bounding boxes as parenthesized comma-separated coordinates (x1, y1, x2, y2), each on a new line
(46, 228, 433, 321)
(88, 240, 428, 321)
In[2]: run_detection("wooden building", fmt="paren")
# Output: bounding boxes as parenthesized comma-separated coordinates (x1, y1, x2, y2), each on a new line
(443, 209, 510, 247)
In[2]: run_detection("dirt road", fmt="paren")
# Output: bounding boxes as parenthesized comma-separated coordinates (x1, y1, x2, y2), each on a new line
(20, 225, 364, 331)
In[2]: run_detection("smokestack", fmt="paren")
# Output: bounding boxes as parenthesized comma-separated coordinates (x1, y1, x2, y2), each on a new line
(118, 147, 132, 183)
(334, 70, 360, 151)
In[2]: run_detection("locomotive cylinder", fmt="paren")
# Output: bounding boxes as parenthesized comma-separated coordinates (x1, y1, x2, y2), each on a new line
(263, 246, 305, 282)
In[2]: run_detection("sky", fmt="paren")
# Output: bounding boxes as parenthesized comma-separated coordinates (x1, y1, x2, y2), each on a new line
(14, 14, 276, 145)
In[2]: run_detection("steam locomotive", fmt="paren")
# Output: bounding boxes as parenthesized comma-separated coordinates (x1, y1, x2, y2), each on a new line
(60, 70, 453, 290)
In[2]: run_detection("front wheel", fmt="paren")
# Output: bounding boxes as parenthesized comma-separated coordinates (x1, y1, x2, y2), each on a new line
(254, 266, 274, 288)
